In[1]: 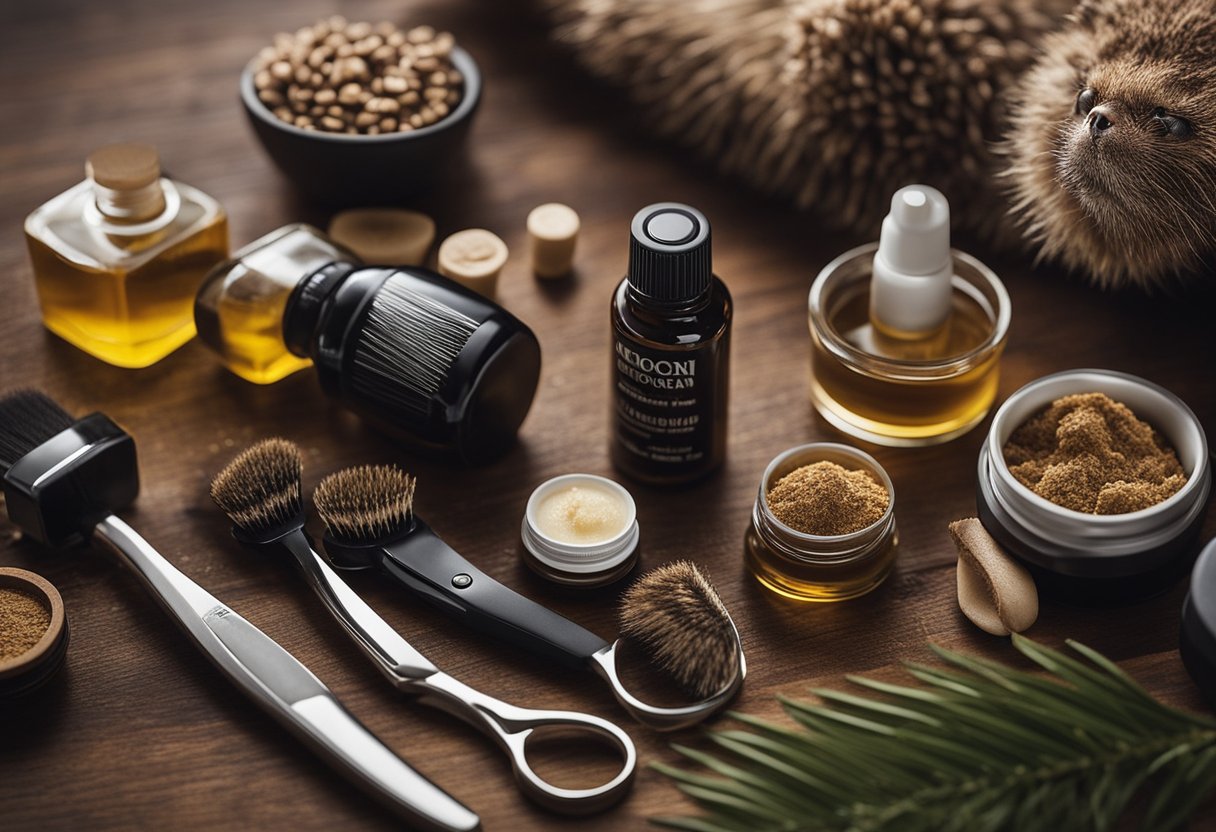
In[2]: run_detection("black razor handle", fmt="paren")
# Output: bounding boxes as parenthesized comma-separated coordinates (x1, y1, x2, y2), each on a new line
(346, 521, 611, 668)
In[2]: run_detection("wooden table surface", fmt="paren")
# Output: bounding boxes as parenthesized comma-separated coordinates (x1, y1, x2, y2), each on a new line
(2, 0, 1215, 829)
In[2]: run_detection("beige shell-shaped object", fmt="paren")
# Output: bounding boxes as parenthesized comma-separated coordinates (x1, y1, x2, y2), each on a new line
(949, 518, 1038, 636)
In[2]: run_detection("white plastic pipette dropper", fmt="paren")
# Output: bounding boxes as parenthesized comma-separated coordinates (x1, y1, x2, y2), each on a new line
(869, 185, 953, 338)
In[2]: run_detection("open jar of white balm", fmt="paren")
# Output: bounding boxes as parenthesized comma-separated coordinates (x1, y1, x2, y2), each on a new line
(521, 474, 640, 587)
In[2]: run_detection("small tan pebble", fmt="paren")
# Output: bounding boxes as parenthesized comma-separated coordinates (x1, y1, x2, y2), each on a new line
(527, 203, 580, 278)
(438, 229, 508, 298)
(949, 518, 1038, 636)
(407, 25, 436, 44)
(328, 208, 436, 266)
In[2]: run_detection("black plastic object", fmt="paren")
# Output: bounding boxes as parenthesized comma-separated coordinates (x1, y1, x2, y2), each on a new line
(2, 414, 139, 549)
(325, 519, 611, 667)
(1182, 539, 1216, 706)
(283, 260, 541, 465)
(627, 203, 712, 304)
(239, 48, 481, 206)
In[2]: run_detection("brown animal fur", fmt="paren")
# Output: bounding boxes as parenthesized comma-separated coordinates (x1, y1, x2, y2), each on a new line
(1005, 0, 1216, 287)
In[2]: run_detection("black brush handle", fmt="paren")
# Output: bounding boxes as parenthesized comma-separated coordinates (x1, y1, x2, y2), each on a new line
(377, 522, 611, 667)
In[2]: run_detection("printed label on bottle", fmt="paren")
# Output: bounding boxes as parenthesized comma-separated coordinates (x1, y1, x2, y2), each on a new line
(612, 338, 715, 466)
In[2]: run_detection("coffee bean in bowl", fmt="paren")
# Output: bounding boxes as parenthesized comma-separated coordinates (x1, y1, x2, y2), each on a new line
(240, 17, 481, 204)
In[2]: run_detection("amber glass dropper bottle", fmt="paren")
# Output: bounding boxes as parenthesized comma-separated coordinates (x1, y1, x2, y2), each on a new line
(610, 203, 732, 485)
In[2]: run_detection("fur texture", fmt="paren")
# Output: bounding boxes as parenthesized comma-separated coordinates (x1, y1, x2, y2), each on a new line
(546, 0, 1216, 287)
(547, 0, 1065, 236)
(1005, 0, 1216, 287)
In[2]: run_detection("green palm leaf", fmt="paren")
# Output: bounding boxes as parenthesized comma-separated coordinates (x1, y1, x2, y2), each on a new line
(652, 635, 1216, 832)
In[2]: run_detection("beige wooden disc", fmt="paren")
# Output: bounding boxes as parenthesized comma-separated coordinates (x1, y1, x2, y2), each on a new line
(438, 229, 508, 298)
(949, 518, 1038, 636)
(328, 208, 436, 266)
(86, 143, 161, 190)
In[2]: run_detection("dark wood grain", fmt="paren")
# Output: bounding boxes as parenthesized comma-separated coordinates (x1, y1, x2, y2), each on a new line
(2, 1, 1215, 829)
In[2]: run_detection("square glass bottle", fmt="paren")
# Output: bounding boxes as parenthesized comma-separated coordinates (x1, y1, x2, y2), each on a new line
(24, 144, 228, 367)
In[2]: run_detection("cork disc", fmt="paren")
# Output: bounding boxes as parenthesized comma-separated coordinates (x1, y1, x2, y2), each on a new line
(86, 143, 161, 190)
(527, 203, 580, 241)
(328, 208, 436, 266)
(438, 229, 508, 280)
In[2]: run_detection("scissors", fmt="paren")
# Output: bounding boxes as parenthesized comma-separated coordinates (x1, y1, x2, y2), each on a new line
(283, 534, 636, 814)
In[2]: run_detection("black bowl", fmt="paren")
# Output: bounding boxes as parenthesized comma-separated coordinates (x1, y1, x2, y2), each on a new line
(239, 46, 482, 206)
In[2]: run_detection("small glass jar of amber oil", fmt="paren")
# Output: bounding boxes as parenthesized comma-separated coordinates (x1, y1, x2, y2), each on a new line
(808, 187, 1010, 447)
(808, 243, 1009, 446)
(745, 443, 897, 601)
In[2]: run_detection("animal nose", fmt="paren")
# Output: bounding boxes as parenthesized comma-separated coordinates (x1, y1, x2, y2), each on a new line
(1087, 107, 1115, 139)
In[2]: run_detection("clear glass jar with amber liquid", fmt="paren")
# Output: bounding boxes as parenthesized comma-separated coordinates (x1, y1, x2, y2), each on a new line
(808, 243, 1010, 447)
(745, 443, 898, 601)
(24, 144, 228, 367)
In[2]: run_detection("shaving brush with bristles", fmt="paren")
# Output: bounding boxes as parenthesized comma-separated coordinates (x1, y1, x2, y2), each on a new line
(314, 465, 746, 729)
(619, 561, 740, 700)
(545, 0, 1068, 235)
(210, 438, 307, 544)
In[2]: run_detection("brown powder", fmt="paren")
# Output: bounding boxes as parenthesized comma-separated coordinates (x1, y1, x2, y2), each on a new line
(1002, 392, 1187, 514)
(767, 460, 890, 536)
(0, 587, 50, 661)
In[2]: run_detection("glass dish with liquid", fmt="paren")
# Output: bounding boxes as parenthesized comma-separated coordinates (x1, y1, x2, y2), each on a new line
(807, 243, 1010, 446)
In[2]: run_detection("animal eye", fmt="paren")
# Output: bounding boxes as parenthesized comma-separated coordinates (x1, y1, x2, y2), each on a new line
(1075, 88, 1097, 115)
(1153, 107, 1193, 138)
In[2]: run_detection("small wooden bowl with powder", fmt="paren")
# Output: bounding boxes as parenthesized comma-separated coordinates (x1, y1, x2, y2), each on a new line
(0, 567, 69, 700)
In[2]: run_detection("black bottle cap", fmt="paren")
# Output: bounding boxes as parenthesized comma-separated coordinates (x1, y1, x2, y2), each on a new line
(627, 203, 712, 303)
(282, 262, 357, 358)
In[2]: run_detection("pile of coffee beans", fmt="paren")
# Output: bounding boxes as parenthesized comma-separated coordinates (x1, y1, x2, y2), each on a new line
(252, 17, 464, 135)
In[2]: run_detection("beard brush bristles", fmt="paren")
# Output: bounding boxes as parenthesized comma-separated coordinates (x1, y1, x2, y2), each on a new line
(313, 465, 417, 544)
(619, 560, 740, 700)
(210, 438, 304, 534)
(0, 389, 75, 472)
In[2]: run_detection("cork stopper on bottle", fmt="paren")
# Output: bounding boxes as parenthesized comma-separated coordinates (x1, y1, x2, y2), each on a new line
(86, 143, 167, 221)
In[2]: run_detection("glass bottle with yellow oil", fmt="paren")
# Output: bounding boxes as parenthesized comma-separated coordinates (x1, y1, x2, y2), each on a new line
(193, 225, 351, 384)
(807, 185, 1010, 446)
(24, 144, 228, 367)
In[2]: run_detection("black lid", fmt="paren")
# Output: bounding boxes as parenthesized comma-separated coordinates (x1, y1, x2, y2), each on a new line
(282, 262, 357, 357)
(627, 202, 712, 303)
(1182, 538, 1216, 705)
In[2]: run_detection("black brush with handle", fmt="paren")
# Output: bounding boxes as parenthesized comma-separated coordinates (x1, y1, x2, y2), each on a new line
(0, 390, 479, 832)
(314, 465, 746, 732)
